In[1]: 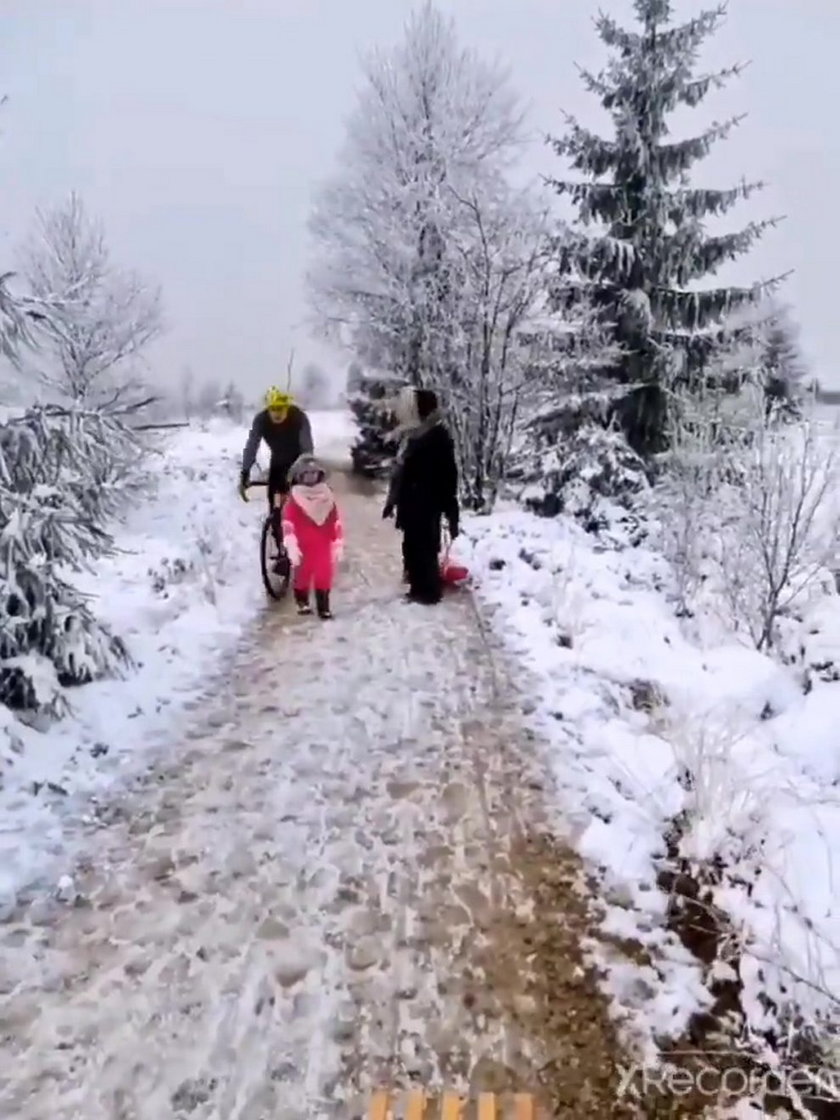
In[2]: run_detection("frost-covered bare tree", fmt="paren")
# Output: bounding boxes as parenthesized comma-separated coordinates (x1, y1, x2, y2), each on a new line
(655, 381, 840, 653)
(440, 182, 549, 508)
(308, 1, 540, 504)
(22, 192, 163, 412)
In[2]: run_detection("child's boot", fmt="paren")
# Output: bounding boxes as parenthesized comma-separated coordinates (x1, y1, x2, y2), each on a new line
(294, 589, 312, 615)
(315, 590, 332, 620)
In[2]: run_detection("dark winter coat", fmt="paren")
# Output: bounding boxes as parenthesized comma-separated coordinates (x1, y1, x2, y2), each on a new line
(241, 406, 313, 474)
(388, 419, 459, 534)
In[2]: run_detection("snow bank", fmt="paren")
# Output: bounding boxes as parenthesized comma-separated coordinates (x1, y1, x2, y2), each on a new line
(0, 412, 356, 903)
(465, 507, 840, 1057)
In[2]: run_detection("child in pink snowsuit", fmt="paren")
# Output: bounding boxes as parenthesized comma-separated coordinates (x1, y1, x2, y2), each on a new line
(281, 455, 344, 619)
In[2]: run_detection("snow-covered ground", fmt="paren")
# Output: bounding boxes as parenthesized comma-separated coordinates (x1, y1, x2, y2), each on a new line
(5, 398, 837, 1086)
(464, 503, 840, 1060)
(0, 409, 356, 910)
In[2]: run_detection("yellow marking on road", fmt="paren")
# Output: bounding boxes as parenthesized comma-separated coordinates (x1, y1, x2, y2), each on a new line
(477, 1092, 497, 1120)
(405, 1090, 426, 1120)
(367, 1089, 537, 1117)
(440, 1092, 464, 1119)
(514, 1093, 534, 1120)
(369, 1089, 391, 1120)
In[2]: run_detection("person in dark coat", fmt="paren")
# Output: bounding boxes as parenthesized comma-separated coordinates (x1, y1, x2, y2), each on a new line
(383, 386, 459, 605)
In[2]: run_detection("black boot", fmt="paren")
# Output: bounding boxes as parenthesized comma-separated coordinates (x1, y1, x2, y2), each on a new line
(294, 589, 312, 615)
(315, 590, 333, 619)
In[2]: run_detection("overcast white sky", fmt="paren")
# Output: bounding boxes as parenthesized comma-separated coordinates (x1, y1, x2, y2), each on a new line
(2, 0, 839, 397)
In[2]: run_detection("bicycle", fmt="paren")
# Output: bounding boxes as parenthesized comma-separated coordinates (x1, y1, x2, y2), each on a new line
(245, 481, 291, 600)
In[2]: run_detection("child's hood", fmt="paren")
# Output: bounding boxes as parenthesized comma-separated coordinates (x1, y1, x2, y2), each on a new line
(290, 481, 336, 526)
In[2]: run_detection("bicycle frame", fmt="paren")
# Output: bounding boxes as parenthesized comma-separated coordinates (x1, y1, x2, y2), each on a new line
(245, 480, 287, 510)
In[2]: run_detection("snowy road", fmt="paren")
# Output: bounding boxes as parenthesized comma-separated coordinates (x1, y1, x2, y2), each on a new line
(0, 474, 631, 1119)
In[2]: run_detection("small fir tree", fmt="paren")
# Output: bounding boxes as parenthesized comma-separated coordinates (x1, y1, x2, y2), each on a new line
(549, 0, 783, 456)
(759, 304, 806, 417)
(699, 300, 807, 423)
(349, 370, 401, 477)
(0, 407, 137, 713)
(512, 297, 647, 524)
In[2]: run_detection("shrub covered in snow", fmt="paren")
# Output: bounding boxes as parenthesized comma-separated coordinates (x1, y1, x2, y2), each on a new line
(0, 407, 145, 713)
(516, 420, 647, 528)
(652, 385, 840, 661)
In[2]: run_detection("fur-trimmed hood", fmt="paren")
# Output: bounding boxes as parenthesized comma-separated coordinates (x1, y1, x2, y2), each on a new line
(387, 385, 443, 449)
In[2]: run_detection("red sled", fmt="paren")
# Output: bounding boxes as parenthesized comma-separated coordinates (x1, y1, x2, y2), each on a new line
(440, 546, 469, 586)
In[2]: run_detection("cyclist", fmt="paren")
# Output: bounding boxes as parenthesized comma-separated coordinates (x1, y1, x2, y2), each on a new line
(239, 387, 314, 549)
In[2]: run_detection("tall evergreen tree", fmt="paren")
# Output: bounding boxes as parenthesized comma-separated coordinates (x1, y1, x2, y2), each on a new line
(549, 0, 782, 456)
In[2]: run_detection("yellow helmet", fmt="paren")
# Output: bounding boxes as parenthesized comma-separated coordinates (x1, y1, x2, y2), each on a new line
(264, 386, 293, 412)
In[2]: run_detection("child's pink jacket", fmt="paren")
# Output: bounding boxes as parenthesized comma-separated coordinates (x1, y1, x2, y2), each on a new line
(281, 482, 344, 575)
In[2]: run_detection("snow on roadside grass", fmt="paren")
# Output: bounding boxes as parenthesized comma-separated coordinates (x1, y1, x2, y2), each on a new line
(464, 506, 840, 1061)
(0, 410, 356, 905)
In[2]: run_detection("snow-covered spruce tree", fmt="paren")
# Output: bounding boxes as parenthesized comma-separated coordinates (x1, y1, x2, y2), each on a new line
(549, 0, 783, 457)
(0, 406, 135, 713)
(511, 289, 648, 526)
(348, 368, 403, 477)
(757, 302, 807, 418)
(696, 299, 808, 424)
(308, 1, 533, 498)
(21, 192, 163, 413)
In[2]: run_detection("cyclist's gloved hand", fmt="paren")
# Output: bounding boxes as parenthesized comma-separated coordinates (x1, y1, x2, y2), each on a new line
(238, 471, 249, 501)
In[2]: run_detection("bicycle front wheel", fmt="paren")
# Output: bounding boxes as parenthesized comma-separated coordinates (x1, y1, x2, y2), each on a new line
(260, 516, 291, 600)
